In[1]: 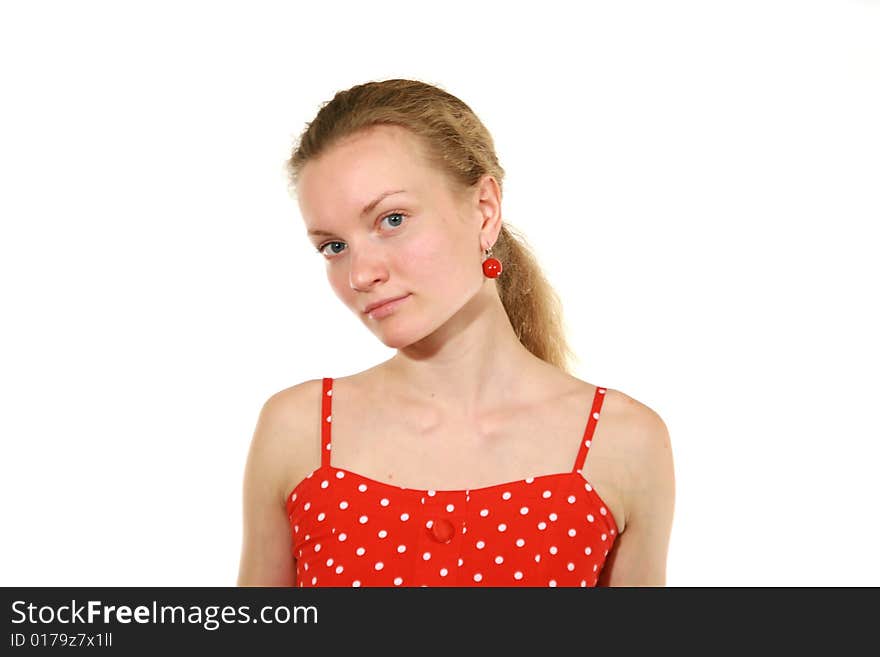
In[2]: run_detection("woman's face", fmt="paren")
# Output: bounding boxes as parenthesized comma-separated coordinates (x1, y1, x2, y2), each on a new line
(296, 125, 498, 349)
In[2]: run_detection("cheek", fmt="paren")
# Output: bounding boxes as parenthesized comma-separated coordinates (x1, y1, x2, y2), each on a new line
(325, 270, 353, 304)
(401, 226, 467, 276)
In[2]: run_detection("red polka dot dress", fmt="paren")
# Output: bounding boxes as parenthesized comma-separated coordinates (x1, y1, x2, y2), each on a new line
(286, 378, 619, 587)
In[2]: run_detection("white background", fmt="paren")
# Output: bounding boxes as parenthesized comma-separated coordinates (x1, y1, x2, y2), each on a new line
(1, 0, 878, 586)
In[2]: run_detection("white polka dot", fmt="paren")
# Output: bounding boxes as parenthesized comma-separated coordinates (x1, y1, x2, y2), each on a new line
(587, 514, 595, 522)
(317, 512, 326, 521)
(359, 515, 368, 524)
(311, 576, 317, 585)
(525, 476, 534, 483)
(600, 507, 607, 515)
(335, 470, 345, 478)
(601, 533, 607, 541)
(321, 480, 329, 489)
(291, 493, 297, 502)
(378, 529, 387, 538)
(549, 580, 557, 587)
(338, 533, 347, 541)
(358, 484, 368, 492)
(326, 558, 334, 567)
(514, 571, 523, 580)
(542, 490, 552, 499)
(568, 528, 577, 537)
(581, 580, 587, 586)
(585, 547, 592, 555)
(314, 543, 322, 552)
(495, 555, 504, 564)
(593, 564, 598, 572)
(380, 498, 390, 507)
(440, 568, 448, 577)
(537, 521, 547, 530)
(567, 562, 575, 571)
(339, 501, 349, 510)
(356, 547, 366, 556)
(549, 545, 558, 555)
(480, 508, 489, 517)
(336, 565, 344, 574)
(585, 482, 593, 492)
(502, 491, 511, 500)
(520, 506, 529, 515)
(446, 503, 455, 512)
(352, 580, 361, 587)
(535, 554, 541, 563)
(304, 502, 311, 511)
(427, 490, 436, 496)
(476, 540, 486, 549)
(422, 552, 431, 560)
(567, 494, 576, 503)
(549, 512, 558, 521)
(592, 411, 599, 420)
(400, 513, 410, 521)
(394, 577, 403, 586)
(585, 440, 591, 447)
(515, 538, 525, 547)
(325, 415, 331, 423)
(426, 520, 434, 529)
(458, 558, 464, 566)
(374, 562, 384, 571)
(474, 573, 483, 582)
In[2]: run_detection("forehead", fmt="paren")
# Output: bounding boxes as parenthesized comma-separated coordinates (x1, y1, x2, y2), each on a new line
(297, 125, 436, 223)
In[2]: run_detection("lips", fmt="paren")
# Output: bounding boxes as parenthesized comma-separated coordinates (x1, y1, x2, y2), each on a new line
(363, 294, 410, 314)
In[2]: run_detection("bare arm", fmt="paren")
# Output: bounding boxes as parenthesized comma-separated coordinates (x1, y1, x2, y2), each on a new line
(237, 387, 309, 587)
(597, 399, 676, 586)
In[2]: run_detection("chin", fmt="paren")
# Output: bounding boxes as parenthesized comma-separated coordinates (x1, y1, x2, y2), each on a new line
(372, 321, 432, 350)
(376, 331, 415, 350)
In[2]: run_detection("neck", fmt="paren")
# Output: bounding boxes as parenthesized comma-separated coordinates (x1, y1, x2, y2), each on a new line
(381, 283, 551, 417)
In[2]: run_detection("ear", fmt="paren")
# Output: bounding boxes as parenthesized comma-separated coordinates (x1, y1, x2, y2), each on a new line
(475, 174, 503, 249)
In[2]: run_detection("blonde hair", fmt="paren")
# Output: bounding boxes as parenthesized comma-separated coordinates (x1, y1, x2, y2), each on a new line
(286, 78, 578, 374)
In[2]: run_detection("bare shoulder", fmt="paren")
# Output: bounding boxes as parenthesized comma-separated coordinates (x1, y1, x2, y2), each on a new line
(237, 378, 323, 586)
(601, 388, 671, 456)
(599, 388, 674, 503)
(261, 378, 324, 426)
(592, 386, 676, 586)
(251, 378, 325, 506)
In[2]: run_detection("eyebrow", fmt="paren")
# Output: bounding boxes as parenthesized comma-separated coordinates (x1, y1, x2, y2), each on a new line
(307, 189, 407, 237)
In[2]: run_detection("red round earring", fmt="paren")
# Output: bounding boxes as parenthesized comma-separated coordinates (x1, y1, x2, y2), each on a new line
(482, 246, 503, 278)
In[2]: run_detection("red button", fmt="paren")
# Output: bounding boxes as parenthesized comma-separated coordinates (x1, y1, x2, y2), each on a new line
(431, 518, 455, 543)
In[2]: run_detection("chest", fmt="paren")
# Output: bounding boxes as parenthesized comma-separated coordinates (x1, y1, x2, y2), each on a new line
(287, 467, 619, 587)
(286, 377, 627, 541)
(327, 386, 598, 489)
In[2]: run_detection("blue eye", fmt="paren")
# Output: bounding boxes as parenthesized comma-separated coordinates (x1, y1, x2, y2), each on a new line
(315, 211, 407, 258)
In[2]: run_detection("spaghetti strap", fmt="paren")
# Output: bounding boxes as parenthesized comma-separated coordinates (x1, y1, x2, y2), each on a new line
(571, 385, 608, 473)
(320, 377, 334, 468)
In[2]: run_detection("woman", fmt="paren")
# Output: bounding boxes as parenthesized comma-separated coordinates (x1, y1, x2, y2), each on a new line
(237, 79, 675, 587)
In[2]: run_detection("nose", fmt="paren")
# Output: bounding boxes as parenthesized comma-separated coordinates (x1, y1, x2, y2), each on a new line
(348, 246, 389, 292)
